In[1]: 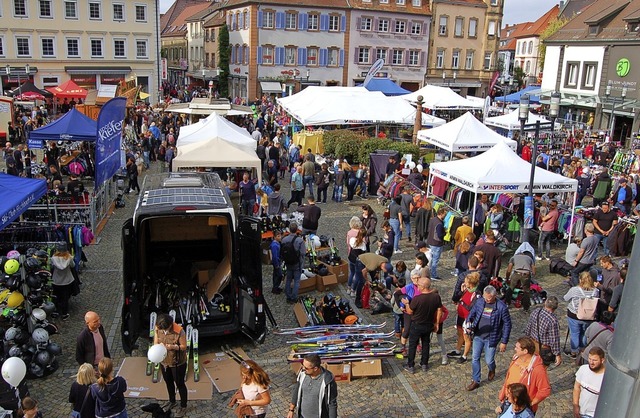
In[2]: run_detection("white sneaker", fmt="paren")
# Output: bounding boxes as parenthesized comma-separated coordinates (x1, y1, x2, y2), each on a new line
(394, 249, 403, 254)
(535, 256, 543, 261)
(441, 356, 449, 365)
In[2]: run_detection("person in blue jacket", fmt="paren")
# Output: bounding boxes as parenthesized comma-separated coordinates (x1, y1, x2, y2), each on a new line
(464, 285, 512, 392)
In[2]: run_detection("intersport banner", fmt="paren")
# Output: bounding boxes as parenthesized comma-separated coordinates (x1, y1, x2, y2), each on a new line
(95, 97, 126, 190)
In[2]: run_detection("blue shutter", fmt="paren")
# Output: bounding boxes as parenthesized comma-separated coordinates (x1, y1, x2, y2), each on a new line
(231, 46, 235, 63)
(302, 48, 308, 65)
(275, 47, 284, 65)
(276, 12, 285, 29)
(297, 47, 305, 65)
(319, 49, 327, 66)
(257, 46, 263, 65)
(257, 11, 263, 28)
(320, 14, 329, 31)
(302, 13, 308, 30)
(341, 15, 346, 32)
(340, 49, 345, 67)
(298, 13, 306, 30)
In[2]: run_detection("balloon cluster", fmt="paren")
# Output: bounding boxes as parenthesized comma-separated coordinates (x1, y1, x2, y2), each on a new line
(0, 250, 61, 379)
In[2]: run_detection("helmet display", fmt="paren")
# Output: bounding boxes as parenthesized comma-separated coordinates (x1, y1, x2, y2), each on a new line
(0, 289, 10, 304)
(6, 276, 21, 291)
(6, 250, 20, 260)
(34, 250, 48, 261)
(41, 301, 56, 315)
(46, 342, 62, 355)
(31, 308, 46, 322)
(8, 346, 21, 357)
(3, 259, 19, 275)
(14, 329, 28, 345)
(10, 311, 27, 327)
(25, 248, 38, 257)
(29, 362, 44, 378)
(6, 292, 24, 309)
(31, 328, 49, 344)
(35, 350, 52, 366)
(26, 274, 42, 290)
(4, 327, 19, 341)
(23, 258, 41, 273)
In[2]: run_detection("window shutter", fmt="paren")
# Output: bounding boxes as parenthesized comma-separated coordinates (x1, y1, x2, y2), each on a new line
(373, 18, 379, 31)
(354, 47, 359, 64)
(320, 14, 329, 31)
(340, 49, 345, 67)
(257, 11, 263, 28)
(390, 19, 396, 32)
(404, 51, 409, 65)
(422, 21, 428, 35)
(356, 17, 361, 30)
(275, 47, 284, 65)
(341, 15, 346, 32)
(420, 51, 425, 66)
(298, 13, 306, 30)
(319, 48, 327, 66)
(302, 13, 308, 30)
(298, 47, 305, 65)
(257, 46, 263, 65)
(276, 12, 285, 29)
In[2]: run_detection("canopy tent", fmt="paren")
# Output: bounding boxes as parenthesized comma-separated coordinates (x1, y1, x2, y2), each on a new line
(0, 174, 48, 231)
(417, 112, 517, 156)
(427, 141, 579, 243)
(46, 79, 88, 99)
(176, 113, 255, 154)
(8, 80, 53, 99)
(15, 91, 45, 101)
(358, 78, 411, 96)
(173, 137, 262, 183)
(277, 86, 445, 126)
(29, 108, 97, 142)
(495, 85, 541, 103)
(399, 84, 483, 109)
(484, 109, 550, 131)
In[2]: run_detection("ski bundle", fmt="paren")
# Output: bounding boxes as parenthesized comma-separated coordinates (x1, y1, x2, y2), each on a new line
(297, 295, 359, 327)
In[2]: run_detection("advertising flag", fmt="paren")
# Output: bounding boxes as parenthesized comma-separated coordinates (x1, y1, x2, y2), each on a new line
(95, 97, 126, 190)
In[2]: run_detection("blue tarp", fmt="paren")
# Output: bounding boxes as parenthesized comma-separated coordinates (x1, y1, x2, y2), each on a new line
(359, 78, 411, 96)
(0, 174, 48, 231)
(495, 85, 540, 103)
(29, 108, 97, 142)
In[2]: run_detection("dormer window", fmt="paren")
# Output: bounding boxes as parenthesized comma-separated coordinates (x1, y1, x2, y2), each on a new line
(588, 24, 599, 35)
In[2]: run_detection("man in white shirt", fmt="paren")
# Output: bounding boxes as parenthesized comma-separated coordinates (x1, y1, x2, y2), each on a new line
(573, 347, 605, 418)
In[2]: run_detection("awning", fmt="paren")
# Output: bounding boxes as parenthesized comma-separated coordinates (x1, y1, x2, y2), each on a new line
(64, 66, 132, 74)
(0, 174, 48, 232)
(260, 81, 284, 94)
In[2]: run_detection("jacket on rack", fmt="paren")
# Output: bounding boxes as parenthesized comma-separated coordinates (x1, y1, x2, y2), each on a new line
(414, 207, 433, 242)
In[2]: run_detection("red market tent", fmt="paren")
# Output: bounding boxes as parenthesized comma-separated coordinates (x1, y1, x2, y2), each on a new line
(46, 79, 88, 99)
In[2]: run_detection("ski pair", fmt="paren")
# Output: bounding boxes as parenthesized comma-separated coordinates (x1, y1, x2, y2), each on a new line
(222, 344, 245, 365)
(275, 321, 387, 335)
(184, 325, 200, 382)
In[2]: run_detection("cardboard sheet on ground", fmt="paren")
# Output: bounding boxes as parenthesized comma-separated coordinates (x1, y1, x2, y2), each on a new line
(200, 348, 249, 393)
(118, 357, 212, 400)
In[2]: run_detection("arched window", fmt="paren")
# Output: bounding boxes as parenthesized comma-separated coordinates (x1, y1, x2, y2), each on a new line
(528, 41, 533, 54)
(525, 60, 531, 73)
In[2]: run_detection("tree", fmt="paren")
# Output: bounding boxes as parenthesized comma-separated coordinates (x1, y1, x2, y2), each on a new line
(218, 24, 230, 98)
(513, 67, 526, 89)
(538, 16, 568, 71)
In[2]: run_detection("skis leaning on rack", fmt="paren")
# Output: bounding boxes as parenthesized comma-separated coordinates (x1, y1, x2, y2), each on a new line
(146, 312, 157, 377)
(192, 328, 200, 382)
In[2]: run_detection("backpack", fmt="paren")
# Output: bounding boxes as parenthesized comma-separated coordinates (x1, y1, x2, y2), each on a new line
(281, 237, 301, 265)
(577, 289, 598, 320)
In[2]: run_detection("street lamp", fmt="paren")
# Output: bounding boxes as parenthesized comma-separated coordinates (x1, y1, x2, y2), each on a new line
(519, 93, 533, 243)
(22, 64, 29, 99)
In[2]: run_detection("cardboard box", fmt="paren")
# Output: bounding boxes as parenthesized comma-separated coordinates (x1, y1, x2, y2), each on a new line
(191, 260, 218, 287)
(316, 273, 338, 292)
(326, 261, 349, 283)
(350, 359, 383, 378)
(298, 275, 317, 294)
(325, 362, 351, 383)
(293, 302, 311, 327)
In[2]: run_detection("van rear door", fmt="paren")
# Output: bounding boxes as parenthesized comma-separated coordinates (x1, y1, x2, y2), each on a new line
(236, 216, 266, 343)
(121, 218, 141, 355)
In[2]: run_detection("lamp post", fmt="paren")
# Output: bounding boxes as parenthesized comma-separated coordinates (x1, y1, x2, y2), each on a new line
(519, 94, 532, 243)
(498, 76, 514, 114)
(21, 64, 29, 99)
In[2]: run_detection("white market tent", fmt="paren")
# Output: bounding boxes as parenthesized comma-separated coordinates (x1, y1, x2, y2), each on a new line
(276, 86, 446, 126)
(178, 112, 215, 138)
(176, 113, 256, 154)
(400, 84, 483, 109)
(428, 141, 579, 242)
(417, 112, 517, 156)
(172, 137, 262, 184)
(484, 109, 550, 131)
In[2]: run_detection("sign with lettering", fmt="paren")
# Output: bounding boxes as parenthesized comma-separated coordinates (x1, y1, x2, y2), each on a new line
(95, 97, 126, 190)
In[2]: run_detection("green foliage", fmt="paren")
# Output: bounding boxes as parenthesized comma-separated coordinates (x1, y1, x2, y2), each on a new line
(322, 130, 419, 164)
(513, 67, 526, 89)
(218, 24, 230, 98)
(539, 16, 568, 70)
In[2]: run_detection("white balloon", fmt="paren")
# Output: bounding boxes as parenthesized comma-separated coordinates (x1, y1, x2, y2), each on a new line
(408, 162, 416, 170)
(416, 164, 423, 172)
(2, 357, 26, 388)
(147, 344, 167, 364)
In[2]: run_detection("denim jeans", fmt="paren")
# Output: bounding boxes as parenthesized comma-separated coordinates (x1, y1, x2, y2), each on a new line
(303, 175, 314, 199)
(389, 219, 401, 251)
(333, 185, 343, 202)
(594, 233, 609, 256)
(393, 312, 403, 334)
(241, 199, 255, 216)
(143, 151, 150, 168)
(272, 265, 283, 291)
(429, 245, 443, 279)
(347, 260, 357, 289)
(471, 335, 497, 384)
(407, 322, 434, 367)
(538, 230, 554, 259)
(567, 316, 590, 353)
(403, 218, 411, 240)
(285, 263, 302, 301)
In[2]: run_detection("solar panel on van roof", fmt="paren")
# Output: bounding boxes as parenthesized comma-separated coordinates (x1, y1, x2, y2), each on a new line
(141, 188, 227, 206)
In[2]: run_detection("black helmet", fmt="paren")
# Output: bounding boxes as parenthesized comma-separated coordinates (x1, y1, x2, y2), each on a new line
(23, 258, 41, 273)
(34, 250, 48, 262)
(6, 276, 21, 291)
(26, 274, 42, 290)
(14, 329, 29, 345)
(35, 350, 51, 366)
(41, 301, 56, 315)
(29, 362, 44, 378)
(10, 311, 27, 328)
(25, 248, 38, 257)
(46, 342, 62, 355)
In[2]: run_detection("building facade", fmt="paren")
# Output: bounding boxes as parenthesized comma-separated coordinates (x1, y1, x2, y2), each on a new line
(425, 0, 504, 98)
(512, 5, 559, 85)
(0, 0, 160, 102)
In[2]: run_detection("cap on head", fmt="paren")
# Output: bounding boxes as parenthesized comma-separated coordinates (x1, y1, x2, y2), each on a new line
(56, 242, 67, 253)
(415, 241, 427, 249)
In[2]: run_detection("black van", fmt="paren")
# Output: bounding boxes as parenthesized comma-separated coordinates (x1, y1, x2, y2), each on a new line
(120, 172, 266, 354)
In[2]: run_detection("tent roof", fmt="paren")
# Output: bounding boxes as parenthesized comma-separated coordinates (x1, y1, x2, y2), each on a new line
(484, 109, 550, 130)
(277, 86, 445, 126)
(176, 113, 256, 153)
(173, 137, 262, 183)
(417, 112, 517, 153)
(359, 78, 411, 96)
(429, 141, 578, 193)
(0, 174, 48, 231)
(400, 84, 483, 109)
(46, 79, 88, 99)
(29, 108, 97, 142)
(495, 85, 541, 103)
(8, 80, 53, 98)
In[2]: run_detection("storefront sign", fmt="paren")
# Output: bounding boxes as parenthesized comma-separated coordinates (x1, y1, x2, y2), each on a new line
(616, 58, 630, 77)
(71, 75, 96, 87)
(449, 175, 474, 188)
(101, 75, 125, 85)
(161, 58, 168, 80)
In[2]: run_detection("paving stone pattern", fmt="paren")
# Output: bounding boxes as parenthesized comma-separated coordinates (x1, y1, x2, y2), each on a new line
(26, 163, 579, 417)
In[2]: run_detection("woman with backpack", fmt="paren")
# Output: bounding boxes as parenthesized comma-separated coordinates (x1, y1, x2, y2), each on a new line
(563, 272, 600, 359)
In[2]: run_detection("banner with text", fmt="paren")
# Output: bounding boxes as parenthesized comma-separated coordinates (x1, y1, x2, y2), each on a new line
(95, 97, 126, 190)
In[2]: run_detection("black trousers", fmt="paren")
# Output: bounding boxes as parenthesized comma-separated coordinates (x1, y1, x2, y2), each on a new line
(53, 283, 73, 315)
(161, 363, 188, 407)
(407, 322, 434, 367)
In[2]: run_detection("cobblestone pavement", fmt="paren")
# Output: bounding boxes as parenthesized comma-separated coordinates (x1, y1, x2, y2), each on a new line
(26, 163, 580, 417)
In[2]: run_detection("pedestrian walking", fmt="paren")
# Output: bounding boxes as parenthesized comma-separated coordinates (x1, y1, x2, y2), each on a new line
(288, 354, 338, 418)
(125, 157, 140, 194)
(233, 360, 272, 418)
(90, 358, 127, 418)
(239, 172, 258, 216)
(287, 166, 304, 208)
(427, 207, 447, 280)
(50, 242, 75, 321)
(270, 230, 283, 294)
(503, 251, 536, 312)
(76, 311, 111, 367)
(297, 196, 321, 235)
(572, 347, 605, 418)
(69, 363, 97, 418)
(524, 297, 562, 367)
(388, 196, 403, 254)
(448, 271, 481, 364)
(316, 163, 331, 204)
(281, 223, 306, 303)
(302, 156, 315, 200)
(154, 314, 188, 417)
(564, 272, 599, 359)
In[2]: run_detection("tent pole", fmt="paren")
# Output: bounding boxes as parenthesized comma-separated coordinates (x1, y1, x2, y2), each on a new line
(567, 191, 577, 249)
(471, 193, 477, 232)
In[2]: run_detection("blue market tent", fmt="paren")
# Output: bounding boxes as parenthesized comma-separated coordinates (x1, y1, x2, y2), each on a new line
(0, 174, 47, 231)
(359, 78, 411, 96)
(495, 85, 540, 103)
(29, 108, 97, 142)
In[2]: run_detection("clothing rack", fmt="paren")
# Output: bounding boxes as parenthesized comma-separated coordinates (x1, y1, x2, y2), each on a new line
(432, 196, 464, 217)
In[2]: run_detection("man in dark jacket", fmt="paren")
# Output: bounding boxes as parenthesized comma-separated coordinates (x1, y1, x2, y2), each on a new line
(297, 197, 321, 235)
(288, 354, 338, 418)
(465, 285, 511, 391)
(611, 178, 633, 215)
(427, 207, 447, 280)
(76, 311, 110, 366)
